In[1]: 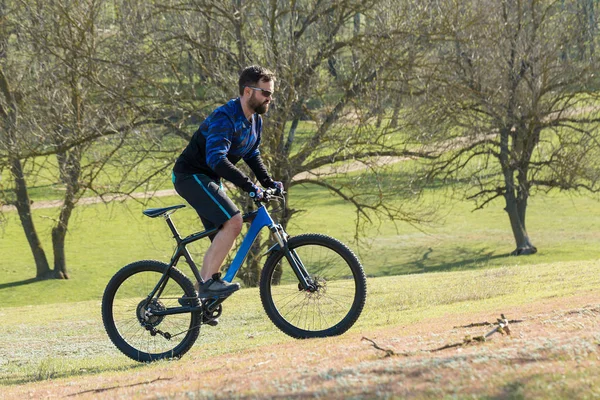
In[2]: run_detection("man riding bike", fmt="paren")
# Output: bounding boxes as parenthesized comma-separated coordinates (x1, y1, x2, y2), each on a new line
(172, 65, 283, 298)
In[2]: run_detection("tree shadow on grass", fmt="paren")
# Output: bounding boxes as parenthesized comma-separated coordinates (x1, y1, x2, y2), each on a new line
(0, 277, 38, 291)
(417, 247, 512, 274)
(377, 246, 513, 276)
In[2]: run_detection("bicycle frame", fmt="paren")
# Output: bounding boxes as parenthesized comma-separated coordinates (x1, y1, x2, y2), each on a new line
(223, 205, 276, 282)
(147, 202, 314, 318)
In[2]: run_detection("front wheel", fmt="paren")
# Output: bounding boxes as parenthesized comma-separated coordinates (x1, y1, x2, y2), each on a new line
(260, 234, 367, 338)
(101, 260, 201, 362)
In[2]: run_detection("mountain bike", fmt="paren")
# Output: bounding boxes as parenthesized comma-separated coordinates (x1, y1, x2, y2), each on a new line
(101, 188, 367, 362)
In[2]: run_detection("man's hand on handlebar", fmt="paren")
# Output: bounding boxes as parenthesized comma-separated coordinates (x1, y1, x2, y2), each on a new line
(249, 182, 286, 204)
(272, 181, 284, 196)
(249, 185, 264, 201)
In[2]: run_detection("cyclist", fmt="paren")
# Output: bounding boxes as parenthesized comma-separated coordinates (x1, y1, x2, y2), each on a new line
(172, 65, 283, 298)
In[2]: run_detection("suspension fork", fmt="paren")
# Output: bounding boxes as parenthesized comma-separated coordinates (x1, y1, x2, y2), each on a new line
(270, 225, 315, 291)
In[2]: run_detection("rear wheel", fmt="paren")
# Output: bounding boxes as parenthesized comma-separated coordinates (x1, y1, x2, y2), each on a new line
(101, 260, 201, 361)
(260, 234, 367, 338)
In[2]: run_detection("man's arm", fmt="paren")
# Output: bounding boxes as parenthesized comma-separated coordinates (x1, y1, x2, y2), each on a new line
(206, 112, 257, 194)
(243, 116, 276, 188)
(245, 152, 275, 188)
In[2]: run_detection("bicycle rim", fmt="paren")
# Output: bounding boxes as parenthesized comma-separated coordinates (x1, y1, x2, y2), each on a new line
(104, 261, 199, 360)
(262, 234, 366, 337)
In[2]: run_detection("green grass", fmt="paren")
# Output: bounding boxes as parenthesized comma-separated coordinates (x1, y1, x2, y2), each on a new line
(1, 179, 600, 308)
(1, 136, 599, 397)
(0, 258, 598, 386)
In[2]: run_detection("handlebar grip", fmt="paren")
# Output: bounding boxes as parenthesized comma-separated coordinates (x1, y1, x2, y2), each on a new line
(265, 187, 286, 196)
(253, 187, 285, 204)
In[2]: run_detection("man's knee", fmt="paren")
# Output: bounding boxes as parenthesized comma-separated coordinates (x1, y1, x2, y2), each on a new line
(223, 213, 243, 235)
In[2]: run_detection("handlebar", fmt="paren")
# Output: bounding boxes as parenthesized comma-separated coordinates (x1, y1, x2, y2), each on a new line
(254, 187, 286, 204)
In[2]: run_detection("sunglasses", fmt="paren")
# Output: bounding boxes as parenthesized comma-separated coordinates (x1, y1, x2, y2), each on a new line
(245, 85, 273, 98)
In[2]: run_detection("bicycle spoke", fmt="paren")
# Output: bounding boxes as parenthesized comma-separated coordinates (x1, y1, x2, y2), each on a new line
(268, 241, 356, 332)
(106, 266, 198, 359)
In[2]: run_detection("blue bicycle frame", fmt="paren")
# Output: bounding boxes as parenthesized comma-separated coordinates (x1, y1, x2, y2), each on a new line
(165, 205, 279, 282)
(222, 205, 275, 282)
(145, 201, 314, 316)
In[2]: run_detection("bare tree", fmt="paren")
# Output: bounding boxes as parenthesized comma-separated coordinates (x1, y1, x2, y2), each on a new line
(404, 0, 600, 255)
(0, 0, 54, 277)
(0, 0, 156, 279)
(141, 0, 435, 285)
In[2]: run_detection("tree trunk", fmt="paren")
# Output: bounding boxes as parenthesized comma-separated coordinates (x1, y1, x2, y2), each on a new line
(352, 12, 360, 67)
(233, 0, 246, 68)
(270, 189, 294, 286)
(504, 188, 537, 255)
(51, 149, 81, 279)
(49, 56, 84, 279)
(237, 194, 263, 287)
(327, 9, 338, 78)
(389, 95, 402, 128)
(1, 66, 51, 278)
(10, 157, 52, 277)
(51, 220, 69, 279)
(499, 124, 537, 255)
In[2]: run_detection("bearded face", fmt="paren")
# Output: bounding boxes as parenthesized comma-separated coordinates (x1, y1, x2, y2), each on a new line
(245, 80, 274, 115)
(249, 91, 270, 114)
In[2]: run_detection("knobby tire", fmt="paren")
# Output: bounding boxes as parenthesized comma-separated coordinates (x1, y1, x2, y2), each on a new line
(260, 234, 367, 338)
(101, 260, 201, 362)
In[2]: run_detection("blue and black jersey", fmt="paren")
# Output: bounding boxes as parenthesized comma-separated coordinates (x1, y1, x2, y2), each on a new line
(174, 98, 273, 193)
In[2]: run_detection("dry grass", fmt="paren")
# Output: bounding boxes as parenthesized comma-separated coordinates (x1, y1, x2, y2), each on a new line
(2, 294, 599, 399)
(1, 260, 599, 399)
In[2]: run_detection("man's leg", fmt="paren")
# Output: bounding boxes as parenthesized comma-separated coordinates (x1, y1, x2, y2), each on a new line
(173, 173, 242, 296)
(200, 213, 243, 281)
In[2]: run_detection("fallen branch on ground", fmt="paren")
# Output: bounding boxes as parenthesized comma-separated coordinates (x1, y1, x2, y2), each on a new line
(431, 314, 514, 352)
(454, 314, 524, 329)
(361, 337, 398, 357)
(363, 314, 518, 356)
(66, 377, 172, 397)
(430, 335, 486, 352)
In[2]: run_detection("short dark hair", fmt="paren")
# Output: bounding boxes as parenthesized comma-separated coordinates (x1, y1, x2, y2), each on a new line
(238, 65, 275, 96)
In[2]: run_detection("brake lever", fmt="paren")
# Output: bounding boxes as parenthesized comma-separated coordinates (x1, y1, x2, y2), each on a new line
(253, 188, 285, 206)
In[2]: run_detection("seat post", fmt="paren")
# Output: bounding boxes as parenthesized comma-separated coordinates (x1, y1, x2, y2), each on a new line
(164, 215, 182, 242)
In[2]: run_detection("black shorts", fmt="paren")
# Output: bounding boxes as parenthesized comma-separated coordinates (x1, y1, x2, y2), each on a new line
(172, 171, 240, 231)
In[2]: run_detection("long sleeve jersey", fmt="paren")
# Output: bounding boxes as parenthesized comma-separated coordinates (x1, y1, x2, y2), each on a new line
(173, 98, 274, 193)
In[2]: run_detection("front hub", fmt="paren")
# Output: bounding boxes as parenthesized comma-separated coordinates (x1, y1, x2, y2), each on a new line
(298, 277, 326, 296)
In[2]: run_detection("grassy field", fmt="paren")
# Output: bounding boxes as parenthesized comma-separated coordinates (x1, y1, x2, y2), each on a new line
(1, 169, 599, 397)
(0, 259, 598, 397)
(1, 179, 600, 308)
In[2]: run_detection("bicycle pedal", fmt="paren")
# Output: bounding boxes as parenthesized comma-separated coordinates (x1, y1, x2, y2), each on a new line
(203, 318, 219, 326)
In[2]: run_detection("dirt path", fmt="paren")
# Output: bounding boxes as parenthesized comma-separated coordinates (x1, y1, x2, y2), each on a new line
(0, 189, 180, 213)
(5, 293, 599, 399)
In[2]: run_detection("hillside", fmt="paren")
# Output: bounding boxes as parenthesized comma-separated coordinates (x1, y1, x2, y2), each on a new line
(1, 262, 599, 399)
(2, 294, 599, 399)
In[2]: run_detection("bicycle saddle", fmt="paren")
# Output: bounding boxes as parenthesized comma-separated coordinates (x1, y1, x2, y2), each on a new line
(142, 204, 186, 218)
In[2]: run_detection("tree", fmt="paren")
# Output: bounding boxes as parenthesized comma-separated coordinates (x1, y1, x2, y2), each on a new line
(0, 0, 155, 278)
(0, 0, 54, 277)
(143, 0, 433, 285)
(404, 0, 600, 255)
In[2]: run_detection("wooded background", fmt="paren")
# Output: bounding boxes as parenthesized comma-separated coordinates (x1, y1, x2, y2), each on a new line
(1, 0, 599, 283)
